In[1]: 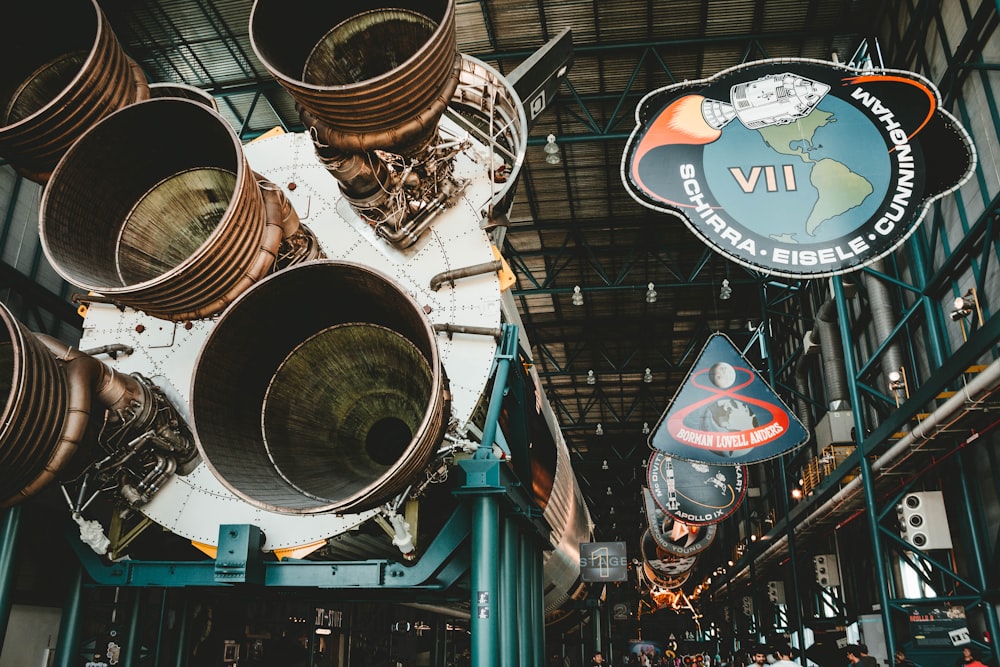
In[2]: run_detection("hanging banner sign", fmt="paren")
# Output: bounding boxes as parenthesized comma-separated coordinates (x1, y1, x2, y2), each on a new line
(647, 451, 746, 525)
(621, 58, 976, 277)
(641, 529, 699, 577)
(649, 333, 808, 463)
(642, 487, 717, 555)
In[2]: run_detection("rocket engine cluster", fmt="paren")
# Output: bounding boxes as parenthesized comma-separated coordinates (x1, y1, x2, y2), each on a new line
(0, 0, 591, 617)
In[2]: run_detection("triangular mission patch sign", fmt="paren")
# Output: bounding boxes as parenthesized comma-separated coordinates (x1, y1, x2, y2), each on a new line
(649, 333, 808, 464)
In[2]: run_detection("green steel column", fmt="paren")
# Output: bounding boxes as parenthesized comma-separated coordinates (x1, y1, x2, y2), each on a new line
(500, 515, 519, 667)
(471, 493, 501, 667)
(909, 230, 948, 368)
(757, 290, 809, 655)
(832, 279, 895, 659)
(956, 454, 1000, 665)
(123, 589, 142, 666)
(173, 593, 189, 667)
(0, 506, 22, 650)
(531, 544, 545, 667)
(154, 589, 167, 665)
(518, 531, 534, 667)
(53, 566, 84, 667)
(592, 604, 602, 655)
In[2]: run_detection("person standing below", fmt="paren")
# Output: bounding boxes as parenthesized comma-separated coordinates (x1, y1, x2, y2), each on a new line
(750, 648, 768, 666)
(894, 649, 916, 667)
(593, 651, 605, 667)
(857, 643, 878, 667)
(771, 644, 797, 666)
(957, 647, 986, 667)
(85, 653, 109, 667)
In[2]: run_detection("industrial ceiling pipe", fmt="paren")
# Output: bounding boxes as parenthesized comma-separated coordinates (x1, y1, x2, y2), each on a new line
(190, 261, 449, 515)
(721, 356, 1000, 590)
(809, 296, 851, 411)
(863, 259, 907, 381)
(0, 0, 148, 183)
(39, 98, 319, 322)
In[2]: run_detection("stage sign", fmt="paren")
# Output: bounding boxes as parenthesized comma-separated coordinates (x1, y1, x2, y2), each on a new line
(622, 59, 976, 277)
(579, 541, 629, 582)
(647, 452, 746, 525)
(648, 333, 808, 464)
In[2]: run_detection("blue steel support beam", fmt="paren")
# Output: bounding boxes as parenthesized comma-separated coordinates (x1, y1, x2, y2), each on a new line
(500, 516, 518, 667)
(517, 532, 534, 667)
(53, 566, 84, 667)
(71, 503, 473, 589)
(833, 279, 896, 660)
(123, 589, 142, 666)
(956, 453, 1000, 665)
(0, 507, 20, 652)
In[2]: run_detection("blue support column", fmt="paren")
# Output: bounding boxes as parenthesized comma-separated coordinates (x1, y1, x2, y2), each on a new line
(518, 531, 534, 667)
(833, 279, 896, 659)
(53, 566, 84, 667)
(956, 454, 1000, 665)
(500, 515, 519, 667)
(0, 506, 22, 651)
(123, 589, 142, 666)
(469, 490, 501, 667)
(174, 593, 189, 667)
(531, 543, 545, 667)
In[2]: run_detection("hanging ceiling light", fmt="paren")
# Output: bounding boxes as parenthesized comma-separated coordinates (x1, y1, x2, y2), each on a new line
(645, 282, 657, 303)
(601, 459, 609, 470)
(595, 423, 604, 436)
(719, 278, 732, 300)
(586, 369, 596, 385)
(543, 134, 561, 165)
(571, 284, 584, 306)
(606, 485, 613, 496)
(642, 421, 650, 434)
(643, 367, 653, 384)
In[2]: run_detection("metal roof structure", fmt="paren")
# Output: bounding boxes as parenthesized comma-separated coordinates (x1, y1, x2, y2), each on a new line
(94, 0, 878, 553)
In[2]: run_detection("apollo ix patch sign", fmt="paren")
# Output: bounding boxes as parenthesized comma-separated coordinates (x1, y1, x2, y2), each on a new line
(622, 59, 976, 277)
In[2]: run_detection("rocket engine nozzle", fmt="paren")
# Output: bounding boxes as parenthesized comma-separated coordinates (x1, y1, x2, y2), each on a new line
(0, 303, 196, 509)
(39, 98, 320, 322)
(250, 0, 459, 157)
(0, 0, 149, 183)
(190, 261, 449, 515)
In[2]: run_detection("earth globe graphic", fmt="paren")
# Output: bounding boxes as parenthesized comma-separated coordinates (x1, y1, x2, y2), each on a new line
(703, 95, 893, 244)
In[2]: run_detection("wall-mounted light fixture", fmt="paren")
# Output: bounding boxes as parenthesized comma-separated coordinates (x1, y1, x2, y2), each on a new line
(643, 367, 653, 384)
(719, 278, 732, 300)
(888, 367, 910, 406)
(949, 288, 982, 341)
(645, 282, 657, 303)
(572, 284, 584, 306)
(544, 134, 561, 165)
(586, 369, 596, 385)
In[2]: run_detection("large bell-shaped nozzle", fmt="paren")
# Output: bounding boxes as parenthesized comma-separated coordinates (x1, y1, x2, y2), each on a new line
(0, 0, 148, 183)
(250, 0, 459, 156)
(39, 98, 310, 322)
(0, 303, 71, 505)
(191, 261, 448, 515)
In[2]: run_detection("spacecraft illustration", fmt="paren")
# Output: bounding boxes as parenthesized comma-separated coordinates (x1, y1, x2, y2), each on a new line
(0, 0, 591, 620)
(700, 72, 831, 130)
